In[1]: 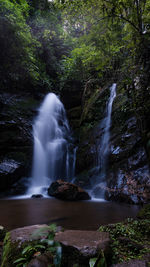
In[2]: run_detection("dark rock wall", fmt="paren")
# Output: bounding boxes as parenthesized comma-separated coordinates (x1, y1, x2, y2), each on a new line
(106, 91, 150, 204)
(0, 92, 40, 194)
(71, 80, 150, 204)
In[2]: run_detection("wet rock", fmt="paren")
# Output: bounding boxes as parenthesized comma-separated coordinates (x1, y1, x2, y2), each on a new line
(31, 194, 43, 198)
(105, 165, 150, 204)
(76, 80, 150, 205)
(105, 113, 150, 205)
(48, 180, 91, 201)
(0, 159, 26, 192)
(10, 225, 49, 244)
(0, 92, 39, 192)
(27, 252, 54, 267)
(55, 230, 110, 267)
(61, 80, 83, 109)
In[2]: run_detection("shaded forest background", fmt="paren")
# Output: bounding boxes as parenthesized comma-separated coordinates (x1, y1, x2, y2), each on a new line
(0, 0, 150, 94)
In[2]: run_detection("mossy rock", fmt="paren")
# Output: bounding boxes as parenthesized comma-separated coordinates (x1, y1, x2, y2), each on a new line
(67, 106, 82, 120)
(99, 218, 150, 265)
(1, 224, 49, 267)
(80, 89, 101, 124)
(137, 204, 150, 220)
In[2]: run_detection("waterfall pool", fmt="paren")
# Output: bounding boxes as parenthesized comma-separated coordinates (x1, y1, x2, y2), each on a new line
(0, 198, 140, 231)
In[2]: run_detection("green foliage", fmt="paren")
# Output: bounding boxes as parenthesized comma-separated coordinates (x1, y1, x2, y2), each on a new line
(99, 218, 150, 264)
(137, 204, 150, 220)
(0, 0, 149, 96)
(89, 250, 107, 267)
(1, 232, 20, 267)
(56, 0, 150, 94)
(13, 224, 62, 267)
(0, 0, 40, 90)
(89, 258, 97, 267)
(0, 0, 68, 92)
(28, 6, 66, 90)
(13, 244, 46, 267)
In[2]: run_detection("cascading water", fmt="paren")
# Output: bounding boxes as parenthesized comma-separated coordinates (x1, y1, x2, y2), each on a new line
(28, 93, 76, 196)
(98, 83, 117, 175)
(92, 83, 117, 198)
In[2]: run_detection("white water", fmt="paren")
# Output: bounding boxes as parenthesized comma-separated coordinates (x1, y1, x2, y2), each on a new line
(28, 93, 76, 196)
(98, 83, 117, 175)
(92, 83, 117, 198)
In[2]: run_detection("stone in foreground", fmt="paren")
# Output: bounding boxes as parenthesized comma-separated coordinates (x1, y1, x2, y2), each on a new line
(55, 230, 110, 266)
(48, 180, 91, 200)
(1, 224, 49, 267)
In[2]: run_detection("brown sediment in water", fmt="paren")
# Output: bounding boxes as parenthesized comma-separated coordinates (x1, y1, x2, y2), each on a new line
(0, 198, 140, 231)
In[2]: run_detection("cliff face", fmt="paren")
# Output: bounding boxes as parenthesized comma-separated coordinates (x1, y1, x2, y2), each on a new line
(105, 94, 150, 204)
(0, 92, 40, 195)
(69, 79, 150, 204)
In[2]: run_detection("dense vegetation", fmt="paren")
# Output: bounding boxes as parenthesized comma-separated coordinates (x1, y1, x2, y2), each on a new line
(0, 0, 149, 93)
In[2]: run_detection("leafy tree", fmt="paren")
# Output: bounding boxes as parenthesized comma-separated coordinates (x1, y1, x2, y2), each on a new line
(28, 3, 68, 91)
(55, 0, 150, 88)
(0, 0, 40, 91)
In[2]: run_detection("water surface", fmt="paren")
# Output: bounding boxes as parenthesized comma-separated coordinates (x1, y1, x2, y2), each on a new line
(0, 198, 140, 231)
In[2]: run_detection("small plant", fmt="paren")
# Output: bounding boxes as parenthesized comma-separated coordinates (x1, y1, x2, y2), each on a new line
(89, 250, 107, 267)
(14, 224, 62, 267)
(14, 244, 46, 267)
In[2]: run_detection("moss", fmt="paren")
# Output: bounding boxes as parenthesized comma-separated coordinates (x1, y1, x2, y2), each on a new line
(9, 97, 39, 115)
(67, 106, 82, 120)
(99, 218, 150, 265)
(80, 89, 100, 124)
(137, 204, 150, 220)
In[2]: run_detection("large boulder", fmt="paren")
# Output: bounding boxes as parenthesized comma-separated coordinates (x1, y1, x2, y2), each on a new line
(1, 224, 50, 267)
(48, 180, 91, 201)
(55, 230, 110, 267)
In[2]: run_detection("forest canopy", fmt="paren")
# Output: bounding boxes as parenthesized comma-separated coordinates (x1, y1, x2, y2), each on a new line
(0, 0, 149, 92)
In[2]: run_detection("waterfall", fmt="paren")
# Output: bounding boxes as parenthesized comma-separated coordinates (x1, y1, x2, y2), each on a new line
(98, 83, 117, 175)
(28, 93, 76, 196)
(92, 83, 116, 198)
